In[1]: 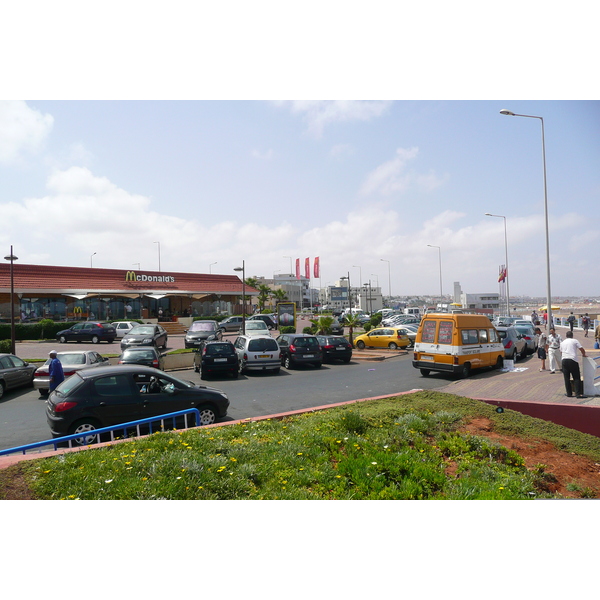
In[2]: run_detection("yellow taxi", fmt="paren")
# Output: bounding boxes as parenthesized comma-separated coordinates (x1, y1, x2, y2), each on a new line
(354, 327, 411, 350)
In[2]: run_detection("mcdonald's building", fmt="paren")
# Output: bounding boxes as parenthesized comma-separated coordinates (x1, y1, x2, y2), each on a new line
(0, 263, 257, 324)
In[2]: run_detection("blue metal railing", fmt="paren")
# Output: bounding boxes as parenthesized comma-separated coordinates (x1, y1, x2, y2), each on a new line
(0, 408, 201, 457)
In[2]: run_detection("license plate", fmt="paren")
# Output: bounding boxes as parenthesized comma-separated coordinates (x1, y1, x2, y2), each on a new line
(304, 354, 314, 358)
(421, 355, 434, 361)
(258, 355, 271, 359)
(214, 358, 227, 362)
(336, 346, 346, 350)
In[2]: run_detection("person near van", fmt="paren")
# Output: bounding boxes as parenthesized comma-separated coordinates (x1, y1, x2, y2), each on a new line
(534, 327, 548, 371)
(567, 312, 576, 332)
(547, 327, 562, 374)
(581, 313, 590, 337)
(559, 331, 586, 398)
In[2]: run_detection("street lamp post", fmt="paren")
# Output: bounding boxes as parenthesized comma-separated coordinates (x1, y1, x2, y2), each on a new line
(154, 241, 161, 272)
(427, 245, 443, 306)
(90, 252, 96, 268)
(4, 246, 18, 354)
(209, 262, 217, 273)
(234, 261, 246, 335)
(485, 213, 510, 317)
(380, 258, 391, 304)
(500, 109, 552, 331)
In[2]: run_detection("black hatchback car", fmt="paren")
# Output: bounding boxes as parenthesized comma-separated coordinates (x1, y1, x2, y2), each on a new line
(185, 320, 222, 349)
(56, 322, 117, 344)
(193, 341, 239, 379)
(316, 335, 353, 363)
(46, 365, 230, 444)
(275, 333, 323, 369)
(121, 324, 168, 350)
(118, 346, 165, 370)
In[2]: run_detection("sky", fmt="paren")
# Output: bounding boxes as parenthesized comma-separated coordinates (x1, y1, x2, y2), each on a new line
(2, 99, 598, 299)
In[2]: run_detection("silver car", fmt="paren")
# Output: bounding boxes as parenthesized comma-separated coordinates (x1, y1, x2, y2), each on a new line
(234, 335, 281, 374)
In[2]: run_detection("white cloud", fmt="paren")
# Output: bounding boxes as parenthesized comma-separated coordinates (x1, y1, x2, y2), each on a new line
(276, 100, 391, 138)
(0, 101, 54, 164)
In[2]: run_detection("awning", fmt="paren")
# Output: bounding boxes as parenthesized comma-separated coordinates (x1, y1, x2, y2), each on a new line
(64, 294, 89, 300)
(144, 294, 168, 300)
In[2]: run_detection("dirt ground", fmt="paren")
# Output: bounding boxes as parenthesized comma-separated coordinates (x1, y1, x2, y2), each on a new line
(1, 417, 599, 499)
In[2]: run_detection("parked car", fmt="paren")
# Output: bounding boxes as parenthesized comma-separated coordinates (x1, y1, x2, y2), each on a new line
(396, 327, 418, 347)
(118, 347, 165, 370)
(218, 316, 245, 332)
(240, 320, 271, 337)
(247, 314, 277, 330)
(111, 321, 140, 338)
(34, 350, 109, 394)
(276, 333, 322, 369)
(316, 335, 352, 363)
(193, 340, 239, 379)
(514, 325, 537, 355)
(0, 354, 36, 399)
(496, 326, 527, 361)
(315, 316, 344, 335)
(46, 365, 230, 444)
(354, 327, 411, 350)
(121, 324, 168, 350)
(234, 335, 281, 374)
(56, 322, 117, 344)
(184, 320, 222, 349)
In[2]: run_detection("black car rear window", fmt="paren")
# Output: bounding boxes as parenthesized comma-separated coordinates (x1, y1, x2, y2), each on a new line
(248, 338, 279, 352)
(206, 343, 234, 355)
(123, 349, 156, 359)
(293, 337, 318, 347)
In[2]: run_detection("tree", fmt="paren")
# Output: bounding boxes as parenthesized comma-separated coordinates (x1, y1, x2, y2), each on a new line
(309, 315, 334, 335)
(271, 288, 288, 303)
(257, 284, 272, 312)
(343, 313, 362, 348)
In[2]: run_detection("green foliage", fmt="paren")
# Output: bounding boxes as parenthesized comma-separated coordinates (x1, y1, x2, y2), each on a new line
(0, 339, 11, 353)
(0, 321, 81, 341)
(370, 313, 382, 327)
(302, 326, 314, 334)
(310, 315, 334, 335)
(363, 323, 371, 332)
(279, 326, 296, 334)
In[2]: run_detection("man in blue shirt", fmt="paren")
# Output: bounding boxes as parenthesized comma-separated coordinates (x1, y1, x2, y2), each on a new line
(48, 350, 65, 392)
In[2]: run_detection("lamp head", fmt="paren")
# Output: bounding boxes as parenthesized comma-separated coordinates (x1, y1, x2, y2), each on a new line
(500, 109, 515, 116)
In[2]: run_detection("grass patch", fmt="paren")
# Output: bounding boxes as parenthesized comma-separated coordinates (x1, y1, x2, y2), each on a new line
(10, 390, 600, 500)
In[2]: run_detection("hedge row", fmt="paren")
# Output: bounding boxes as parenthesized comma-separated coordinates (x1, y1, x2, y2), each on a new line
(0, 321, 81, 341)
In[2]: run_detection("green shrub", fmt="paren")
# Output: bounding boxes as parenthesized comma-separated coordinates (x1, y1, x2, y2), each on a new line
(0, 339, 11, 353)
(279, 326, 296, 334)
(363, 323, 371, 333)
(371, 313, 382, 327)
(302, 326, 314, 334)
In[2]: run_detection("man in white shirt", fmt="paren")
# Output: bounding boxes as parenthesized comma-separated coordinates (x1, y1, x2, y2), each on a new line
(559, 331, 586, 398)
(547, 327, 562, 374)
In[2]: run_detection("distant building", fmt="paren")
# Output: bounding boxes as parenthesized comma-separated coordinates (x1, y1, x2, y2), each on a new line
(454, 282, 500, 313)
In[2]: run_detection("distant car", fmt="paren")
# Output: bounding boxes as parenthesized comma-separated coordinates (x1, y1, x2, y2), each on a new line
(45, 365, 230, 444)
(514, 325, 537, 355)
(316, 335, 352, 363)
(218, 316, 245, 332)
(56, 322, 117, 344)
(496, 326, 527, 361)
(121, 324, 168, 350)
(276, 333, 322, 369)
(247, 314, 277, 330)
(0, 354, 36, 399)
(34, 350, 109, 394)
(396, 327, 418, 347)
(184, 320, 222, 349)
(194, 340, 239, 379)
(318, 316, 344, 335)
(240, 320, 271, 337)
(234, 335, 281, 374)
(111, 321, 140, 338)
(353, 327, 411, 350)
(118, 347, 165, 370)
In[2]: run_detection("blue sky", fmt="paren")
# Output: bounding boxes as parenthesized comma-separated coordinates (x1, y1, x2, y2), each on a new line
(2, 99, 598, 298)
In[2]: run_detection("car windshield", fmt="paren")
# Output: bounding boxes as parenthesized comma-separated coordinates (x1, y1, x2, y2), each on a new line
(248, 338, 279, 352)
(190, 322, 216, 331)
(246, 322, 267, 329)
(123, 349, 156, 359)
(130, 326, 154, 335)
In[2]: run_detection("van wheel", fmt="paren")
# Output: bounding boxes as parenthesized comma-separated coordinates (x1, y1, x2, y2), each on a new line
(420, 369, 430, 377)
(459, 363, 471, 379)
(495, 355, 504, 369)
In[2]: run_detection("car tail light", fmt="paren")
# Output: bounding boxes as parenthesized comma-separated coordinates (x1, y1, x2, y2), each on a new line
(63, 370, 76, 377)
(289, 344, 297, 352)
(323, 344, 334, 350)
(152, 359, 159, 367)
(55, 401, 78, 412)
(118, 360, 124, 364)
(505, 340, 513, 349)
(34, 371, 47, 377)
(243, 353, 248, 361)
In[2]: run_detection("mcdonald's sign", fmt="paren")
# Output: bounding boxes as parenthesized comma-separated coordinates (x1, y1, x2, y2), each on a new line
(125, 271, 136, 282)
(124, 270, 175, 283)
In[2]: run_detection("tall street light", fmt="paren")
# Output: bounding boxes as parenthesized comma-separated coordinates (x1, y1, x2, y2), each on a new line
(154, 241, 161, 272)
(380, 258, 391, 304)
(90, 252, 96, 268)
(500, 109, 552, 331)
(234, 260, 246, 334)
(427, 245, 443, 306)
(485, 213, 510, 317)
(209, 262, 217, 273)
(4, 246, 18, 354)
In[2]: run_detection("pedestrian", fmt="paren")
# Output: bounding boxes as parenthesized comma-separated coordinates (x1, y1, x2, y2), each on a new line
(559, 330, 586, 398)
(581, 313, 590, 337)
(543, 311, 548, 325)
(567, 312, 576, 332)
(534, 327, 548, 371)
(531, 310, 538, 325)
(48, 350, 65, 394)
(547, 327, 562, 374)
(595, 322, 600, 349)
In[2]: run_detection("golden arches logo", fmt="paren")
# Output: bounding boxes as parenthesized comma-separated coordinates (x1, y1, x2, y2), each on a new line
(125, 271, 137, 282)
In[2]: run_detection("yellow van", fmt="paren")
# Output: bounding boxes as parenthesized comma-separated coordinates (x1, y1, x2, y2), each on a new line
(412, 313, 504, 378)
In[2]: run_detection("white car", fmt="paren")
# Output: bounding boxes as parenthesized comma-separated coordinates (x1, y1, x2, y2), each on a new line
(111, 321, 139, 338)
(238, 320, 271, 337)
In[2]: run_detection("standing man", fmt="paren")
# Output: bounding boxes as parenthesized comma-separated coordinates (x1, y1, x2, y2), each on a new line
(581, 313, 590, 337)
(547, 327, 562, 374)
(567, 312, 576, 333)
(559, 331, 586, 398)
(534, 327, 548, 372)
(48, 350, 65, 394)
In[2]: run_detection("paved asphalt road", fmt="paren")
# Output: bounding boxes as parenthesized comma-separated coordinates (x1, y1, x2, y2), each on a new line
(1, 337, 450, 450)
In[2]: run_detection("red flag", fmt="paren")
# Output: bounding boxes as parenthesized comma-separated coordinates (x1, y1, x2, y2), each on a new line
(498, 266, 507, 283)
(295, 258, 300, 279)
(314, 257, 320, 278)
(305, 257, 310, 279)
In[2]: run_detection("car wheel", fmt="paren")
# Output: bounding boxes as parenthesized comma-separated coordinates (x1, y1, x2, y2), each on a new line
(388, 342, 398, 350)
(356, 341, 365, 350)
(0, 381, 5, 399)
(420, 368, 430, 377)
(231, 369, 239, 379)
(284, 356, 292, 369)
(69, 419, 101, 445)
(91, 335, 100, 344)
(197, 405, 217, 426)
(200, 369, 206, 380)
(459, 363, 471, 379)
(238, 361, 245, 374)
(343, 357, 351, 364)
(193, 362, 200, 373)
(59, 335, 67, 343)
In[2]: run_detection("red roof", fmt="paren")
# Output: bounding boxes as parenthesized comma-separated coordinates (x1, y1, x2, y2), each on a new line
(0, 263, 255, 296)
